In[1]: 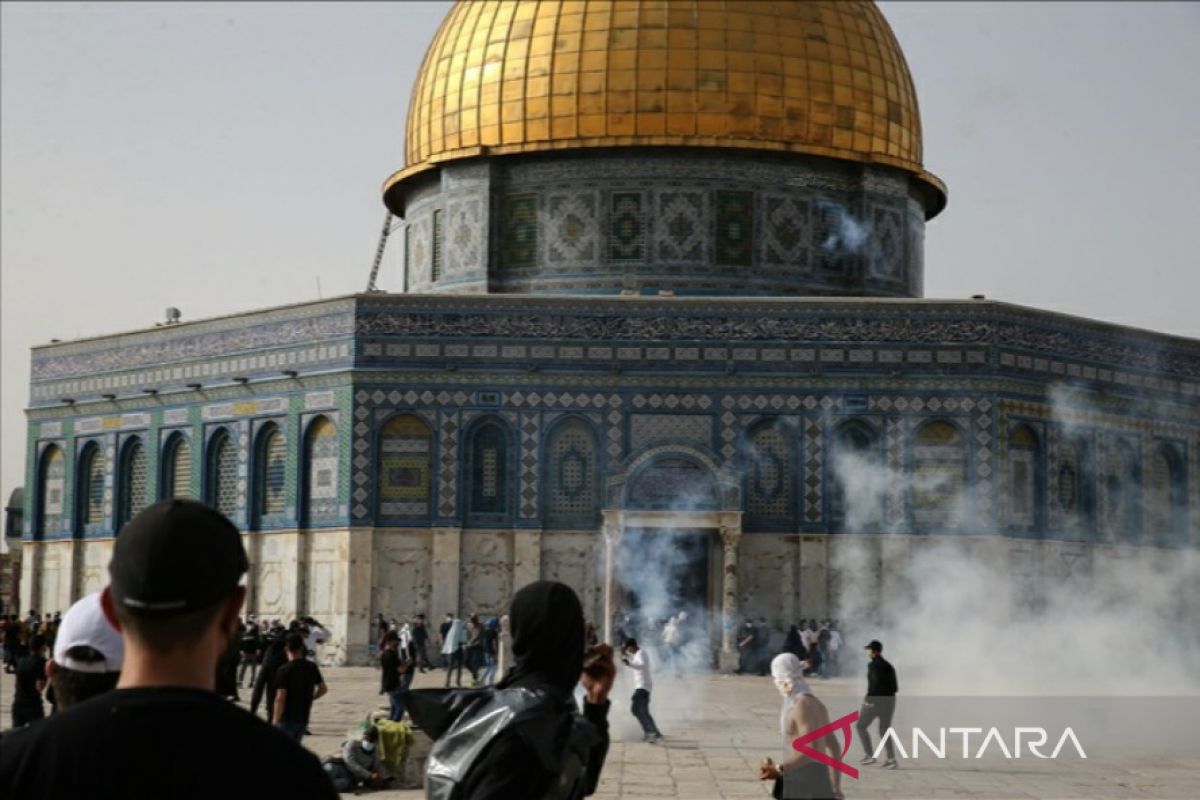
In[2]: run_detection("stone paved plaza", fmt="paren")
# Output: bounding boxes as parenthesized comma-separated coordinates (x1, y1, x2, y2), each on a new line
(7, 665, 1194, 799)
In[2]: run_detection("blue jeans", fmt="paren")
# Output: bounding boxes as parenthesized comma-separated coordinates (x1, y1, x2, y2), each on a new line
(387, 671, 414, 721)
(277, 720, 306, 742)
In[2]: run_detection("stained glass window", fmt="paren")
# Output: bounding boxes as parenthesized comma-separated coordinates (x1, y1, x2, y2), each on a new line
(164, 435, 193, 499)
(744, 422, 794, 528)
(378, 415, 431, 518)
(305, 417, 339, 523)
(911, 420, 967, 529)
(79, 443, 105, 531)
(546, 419, 598, 525)
(469, 421, 509, 518)
(38, 445, 65, 537)
(118, 439, 148, 529)
(257, 427, 286, 520)
(208, 431, 238, 519)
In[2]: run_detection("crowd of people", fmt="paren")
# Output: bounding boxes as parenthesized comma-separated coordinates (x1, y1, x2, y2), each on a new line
(2, 497, 897, 800)
(738, 617, 844, 678)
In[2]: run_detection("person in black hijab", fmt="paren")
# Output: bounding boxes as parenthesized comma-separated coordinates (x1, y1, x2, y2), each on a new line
(413, 581, 615, 800)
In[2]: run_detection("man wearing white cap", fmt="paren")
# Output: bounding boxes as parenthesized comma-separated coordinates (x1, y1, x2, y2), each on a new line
(46, 591, 124, 711)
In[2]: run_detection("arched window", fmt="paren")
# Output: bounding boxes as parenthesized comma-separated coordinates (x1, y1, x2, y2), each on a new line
(467, 419, 512, 522)
(117, 439, 149, 530)
(829, 420, 883, 532)
(378, 415, 432, 519)
(544, 418, 600, 527)
(304, 417, 340, 524)
(37, 445, 65, 538)
(1006, 425, 1042, 534)
(254, 424, 287, 525)
(162, 433, 193, 499)
(1055, 435, 1096, 537)
(1147, 443, 1188, 546)
(206, 429, 238, 519)
(910, 420, 968, 530)
(742, 420, 796, 531)
(77, 442, 105, 533)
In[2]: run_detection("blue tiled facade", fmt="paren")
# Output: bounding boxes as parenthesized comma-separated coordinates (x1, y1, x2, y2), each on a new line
(22, 294, 1200, 548)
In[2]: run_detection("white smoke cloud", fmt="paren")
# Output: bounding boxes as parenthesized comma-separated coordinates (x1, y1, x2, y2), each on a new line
(827, 386, 1200, 697)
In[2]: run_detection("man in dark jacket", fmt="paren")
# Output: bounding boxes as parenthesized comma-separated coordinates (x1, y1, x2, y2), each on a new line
(251, 625, 290, 722)
(412, 581, 615, 799)
(856, 639, 899, 769)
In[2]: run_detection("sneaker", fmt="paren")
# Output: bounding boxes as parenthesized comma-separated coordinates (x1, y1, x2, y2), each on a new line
(883, 759, 898, 770)
(860, 756, 878, 765)
(644, 733, 663, 744)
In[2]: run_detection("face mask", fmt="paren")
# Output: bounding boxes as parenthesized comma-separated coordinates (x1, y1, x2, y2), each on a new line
(361, 740, 375, 753)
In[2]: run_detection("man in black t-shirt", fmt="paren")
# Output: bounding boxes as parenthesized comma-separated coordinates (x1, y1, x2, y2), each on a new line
(11, 634, 48, 727)
(273, 633, 327, 742)
(379, 631, 407, 721)
(0, 499, 337, 799)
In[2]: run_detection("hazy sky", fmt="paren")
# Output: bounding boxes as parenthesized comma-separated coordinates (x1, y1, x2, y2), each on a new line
(2, 2, 1198, 500)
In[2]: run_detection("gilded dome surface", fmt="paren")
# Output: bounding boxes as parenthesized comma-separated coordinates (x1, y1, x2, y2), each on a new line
(387, 0, 944, 213)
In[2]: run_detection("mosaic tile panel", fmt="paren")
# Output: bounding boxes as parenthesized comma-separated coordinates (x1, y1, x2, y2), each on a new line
(546, 193, 598, 267)
(445, 197, 483, 277)
(378, 415, 433, 519)
(438, 411, 460, 518)
(306, 417, 340, 522)
(406, 215, 431, 287)
(609, 192, 645, 262)
(1005, 424, 1038, 531)
(519, 412, 541, 519)
(885, 417, 907, 529)
(974, 399, 995, 526)
(545, 419, 599, 525)
(503, 194, 538, 269)
(762, 195, 810, 268)
(803, 417, 824, 523)
(629, 414, 712, 451)
(656, 191, 706, 264)
(911, 420, 968, 529)
(869, 206, 905, 280)
(38, 445, 66, 536)
(745, 422, 795, 521)
(714, 191, 754, 268)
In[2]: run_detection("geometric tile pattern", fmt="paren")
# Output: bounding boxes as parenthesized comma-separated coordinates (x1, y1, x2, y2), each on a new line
(546, 192, 598, 267)
(79, 442, 105, 533)
(119, 438, 148, 527)
(609, 192, 644, 262)
(545, 418, 599, 525)
(438, 410, 460, 518)
(305, 417, 340, 522)
(629, 414, 712, 451)
(715, 190, 754, 267)
(744, 421, 795, 523)
(974, 398, 995, 526)
(869, 206, 904, 280)
(378, 414, 433, 519)
(803, 417, 824, 523)
(38, 444, 66, 536)
(503, 194, 538, 269)
(519, 411, 540, 519)
(885, 417, 907, 530)
(762, 194, 810, 268)
(656, 191, 706, 264)
(445, 197, 483, 277)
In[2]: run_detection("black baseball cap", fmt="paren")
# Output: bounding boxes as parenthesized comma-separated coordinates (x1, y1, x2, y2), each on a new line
(109, 499, 248, 616)
(865, 639, 883, 652)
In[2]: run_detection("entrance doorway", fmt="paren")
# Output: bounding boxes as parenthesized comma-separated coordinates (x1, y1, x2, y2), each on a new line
(614, 527, 714, 669)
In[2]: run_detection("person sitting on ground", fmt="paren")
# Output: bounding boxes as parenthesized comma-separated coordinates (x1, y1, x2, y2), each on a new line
(44, 591, 124, 712)
(323, 726, 392, 793)
(0, 498, 337, 798)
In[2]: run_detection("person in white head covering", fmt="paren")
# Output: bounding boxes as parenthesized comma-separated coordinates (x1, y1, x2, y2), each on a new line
(46, 591, 125, 711)
(759, 653, 842, 800)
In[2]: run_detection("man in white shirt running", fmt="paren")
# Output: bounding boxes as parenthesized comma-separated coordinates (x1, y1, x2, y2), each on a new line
(621, 638, 663, 743)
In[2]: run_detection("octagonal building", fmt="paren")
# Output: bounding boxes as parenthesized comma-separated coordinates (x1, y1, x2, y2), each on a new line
(19, 0, 1200, 666)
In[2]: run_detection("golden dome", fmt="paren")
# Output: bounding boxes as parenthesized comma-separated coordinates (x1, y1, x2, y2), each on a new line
(385, 0, 944, 215)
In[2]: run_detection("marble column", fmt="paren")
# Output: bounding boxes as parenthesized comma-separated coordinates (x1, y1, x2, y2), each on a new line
(600, 510, 623, 645)
(718, 513, 742, 673)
